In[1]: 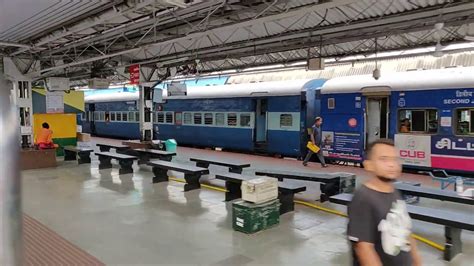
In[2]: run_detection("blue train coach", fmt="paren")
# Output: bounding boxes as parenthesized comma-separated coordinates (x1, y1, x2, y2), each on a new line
(156, 79, 326, 157)
(319, 67, 474, 174)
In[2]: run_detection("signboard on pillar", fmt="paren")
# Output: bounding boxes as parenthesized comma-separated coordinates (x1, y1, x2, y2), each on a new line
(46, 91, 64, 113)
(129, 64, 140, 85)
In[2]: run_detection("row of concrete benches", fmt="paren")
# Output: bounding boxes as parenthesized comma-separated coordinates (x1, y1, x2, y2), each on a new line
(65, 142, 473, 261)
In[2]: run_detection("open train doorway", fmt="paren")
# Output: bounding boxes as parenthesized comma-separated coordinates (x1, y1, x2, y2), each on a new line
(254, 98, 268, 150)
(365, 97, 388, 147)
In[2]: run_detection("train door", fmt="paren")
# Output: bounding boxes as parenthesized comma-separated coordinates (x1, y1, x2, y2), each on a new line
(366, 97, 388, 146)
(89, 103, 96, 135)
(255, 99, 268, 143)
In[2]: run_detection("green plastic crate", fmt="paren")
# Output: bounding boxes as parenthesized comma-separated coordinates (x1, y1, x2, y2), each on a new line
(232, 199, 280, 234)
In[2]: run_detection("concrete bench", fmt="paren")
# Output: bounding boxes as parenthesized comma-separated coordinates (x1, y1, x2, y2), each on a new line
(147, 160, 209, 192)
(63, 146, 93, 164)
(255, 170, 355, 202)
(133, 148, 176, 164)
(190, 158, 250, 174)
(329, 193, 474, 261)
(96, 143, 130, 153)
(95, 152, 138, 175)
(395, 182, 474, 205)
(216, 172, 306, 214)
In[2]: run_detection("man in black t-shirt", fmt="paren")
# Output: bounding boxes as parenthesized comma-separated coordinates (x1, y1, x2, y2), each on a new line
(347, 139, 422, 266)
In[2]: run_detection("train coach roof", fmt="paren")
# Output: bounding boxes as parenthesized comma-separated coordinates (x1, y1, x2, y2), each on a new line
(321, 67, 474, 94)
(165, 79, 325, 99)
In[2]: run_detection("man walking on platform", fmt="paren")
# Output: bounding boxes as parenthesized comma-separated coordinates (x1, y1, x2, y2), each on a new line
(303, 117, 328, 168)
(347, 139, 421, 266)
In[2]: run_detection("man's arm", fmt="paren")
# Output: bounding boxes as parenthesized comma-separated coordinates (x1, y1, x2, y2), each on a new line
(410, 237, 422, 266)
(310, 133, 316, 145)
(354, 242, 383, 266)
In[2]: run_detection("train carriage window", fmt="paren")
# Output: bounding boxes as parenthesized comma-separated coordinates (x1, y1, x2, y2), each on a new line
(204, 113, 213, 125)
(94, 112, 99, 121)
(194, 113, 202, 125)
(105, 112, 110, 122)
(135, 112, 139, 122)
(456, 109, 474, 135)
(128, 112, 135, 122)
(99, 112, 105, 121)
(280, 114, 293, 127)
(122, 112, 128, 122)
(175, 112, 182, 125)
(157, 112, 165, 123)
(215, 113, 225, 126)
(183, 113, 192, 125)
(165, 112, 173, 124)
(398, 109, 438, 133)
(110, 112, 116, 121)
(227, 113, 237, 126)
(240, 114, 251, 127)
(116, 112, 122, 122)
(328, 98, 335, 109)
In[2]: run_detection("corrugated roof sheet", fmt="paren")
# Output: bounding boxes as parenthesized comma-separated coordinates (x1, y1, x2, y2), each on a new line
(227, 50, 474, 84)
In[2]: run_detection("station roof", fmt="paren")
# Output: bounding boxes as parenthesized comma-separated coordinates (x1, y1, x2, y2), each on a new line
(1, 0, 474, 85)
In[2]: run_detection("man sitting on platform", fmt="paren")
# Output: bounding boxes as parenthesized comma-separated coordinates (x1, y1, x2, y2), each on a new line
(35, 122, 58, 149)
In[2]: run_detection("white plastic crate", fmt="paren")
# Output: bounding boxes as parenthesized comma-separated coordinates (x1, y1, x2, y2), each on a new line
(241, 177, 278, 204)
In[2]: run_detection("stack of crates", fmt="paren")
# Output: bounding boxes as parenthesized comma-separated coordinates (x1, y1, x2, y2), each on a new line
(232, 177, 280, 234)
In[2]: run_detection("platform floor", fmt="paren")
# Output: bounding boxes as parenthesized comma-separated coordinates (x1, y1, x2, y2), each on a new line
(21, 137, 474, 265)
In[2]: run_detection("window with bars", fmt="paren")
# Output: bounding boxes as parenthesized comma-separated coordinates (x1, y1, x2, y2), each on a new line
(204, 113, 213, 125)
(183, 113, 192, 124)
(194, 113, 202, 124)
(227, 113, 237, 126)
(165, 112, 173, 123)
(456, 108, 474, 135)
(280, 114, 293, 127)
(240, 113, 251, 127)
(157, 112, 165, 123)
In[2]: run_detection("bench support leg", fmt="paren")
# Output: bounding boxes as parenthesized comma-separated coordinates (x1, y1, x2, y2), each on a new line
(444, 227, 462, 261)
(225, 181, 241, 201)
(77, 152, 91, 164)
(98, 155, 112, 170)
(195, 162, 209, 168)
(184, 173, 201, 192)
(138, 154, 149, 165)
(278, 192, 295, 215)
(64, 150, 76, 161)
(118, 160, 134, 175)
(161, 155, 172, 162)
(229, 167, 242, 174)
(116, 148, 129, 155)
(152, 167, 169, 183)
(99, 146, 110, 152)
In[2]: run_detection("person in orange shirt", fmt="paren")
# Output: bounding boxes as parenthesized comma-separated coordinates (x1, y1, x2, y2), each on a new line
(35, 122, 58, 149)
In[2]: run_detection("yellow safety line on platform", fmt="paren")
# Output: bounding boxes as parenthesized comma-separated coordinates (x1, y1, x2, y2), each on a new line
(167, 176, 445, 251)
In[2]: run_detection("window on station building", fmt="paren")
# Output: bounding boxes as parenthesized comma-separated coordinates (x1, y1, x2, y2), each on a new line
(204, 113, 213, 125)
(215, 113, 225, 126)
(183, 113, 192, 124)
(194, 113, 202, 125)
(240, 113, 251, 127)
(165, 112, 173, 123)
(398, 109, 438, 133)
(157, 112, 165, 123)
(227, 113, 237, 126)
(456, 108, 474, 135)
